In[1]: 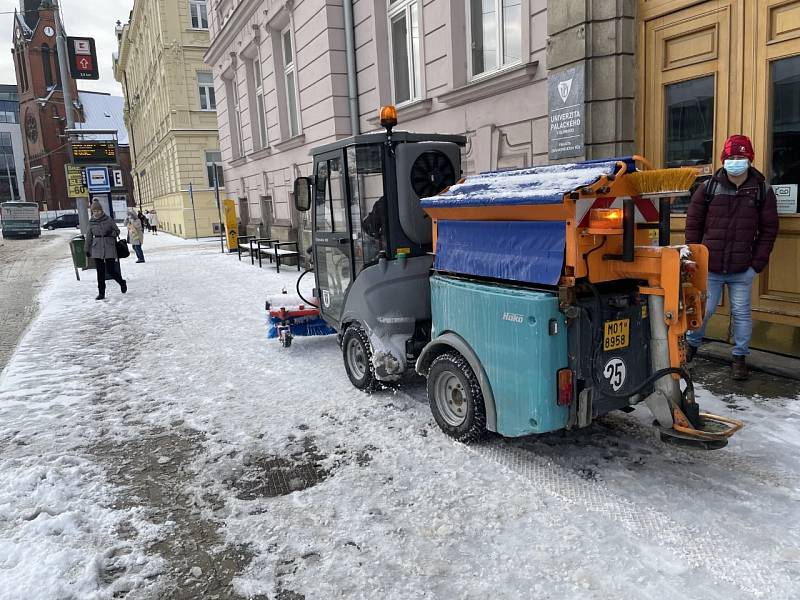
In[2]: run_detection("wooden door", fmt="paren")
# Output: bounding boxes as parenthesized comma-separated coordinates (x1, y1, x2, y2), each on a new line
(746, 0, 800, 346)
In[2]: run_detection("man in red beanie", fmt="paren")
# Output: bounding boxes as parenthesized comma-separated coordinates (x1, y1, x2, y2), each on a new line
(685, 134, 779, 379)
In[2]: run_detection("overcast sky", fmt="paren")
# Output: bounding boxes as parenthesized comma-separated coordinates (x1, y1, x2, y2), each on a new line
(0, 0, 134, 96)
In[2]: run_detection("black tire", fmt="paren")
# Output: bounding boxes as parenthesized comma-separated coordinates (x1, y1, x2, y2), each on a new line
(426, 352, 487, 443)
(342, 325, 378, 392)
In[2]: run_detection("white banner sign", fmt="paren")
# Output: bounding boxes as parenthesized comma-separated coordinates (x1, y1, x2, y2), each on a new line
(772, 184, 798, 214)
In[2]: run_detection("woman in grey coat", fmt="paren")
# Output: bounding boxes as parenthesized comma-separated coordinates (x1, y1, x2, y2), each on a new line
(85, 199, 127, 300)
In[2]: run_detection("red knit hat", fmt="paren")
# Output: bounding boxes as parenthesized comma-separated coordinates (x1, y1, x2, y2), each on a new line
(721, 134, 755, 161)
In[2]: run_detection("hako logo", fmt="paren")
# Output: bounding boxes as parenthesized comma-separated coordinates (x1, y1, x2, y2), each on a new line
(558, 78, 573, 103)
(502, 312, 524, 324)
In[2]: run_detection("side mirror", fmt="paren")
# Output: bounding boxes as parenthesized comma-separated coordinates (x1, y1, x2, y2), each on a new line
(294, 177, 312, 212)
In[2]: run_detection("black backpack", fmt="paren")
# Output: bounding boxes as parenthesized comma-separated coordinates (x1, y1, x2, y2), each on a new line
(703, 172, 768, 210)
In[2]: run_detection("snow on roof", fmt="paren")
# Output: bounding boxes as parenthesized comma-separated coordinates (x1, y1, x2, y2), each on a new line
(421, 161, 618, 208)
(76, 92, 129, 145)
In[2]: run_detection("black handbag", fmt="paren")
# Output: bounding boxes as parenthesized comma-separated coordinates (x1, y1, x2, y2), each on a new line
(116, 237, 130, 259)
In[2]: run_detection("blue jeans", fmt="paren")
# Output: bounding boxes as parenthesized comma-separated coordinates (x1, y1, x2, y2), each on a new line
(133, 244, 144, 261)
(686, 267, 756, 356)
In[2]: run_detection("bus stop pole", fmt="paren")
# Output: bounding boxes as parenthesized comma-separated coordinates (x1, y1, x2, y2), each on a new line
(54, 2, 89, 235)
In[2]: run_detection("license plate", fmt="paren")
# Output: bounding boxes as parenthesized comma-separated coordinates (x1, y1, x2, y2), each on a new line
(603, 319, 630, 351)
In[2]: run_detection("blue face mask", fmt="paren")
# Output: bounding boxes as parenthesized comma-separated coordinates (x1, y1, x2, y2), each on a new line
(724, 159, 749, 177)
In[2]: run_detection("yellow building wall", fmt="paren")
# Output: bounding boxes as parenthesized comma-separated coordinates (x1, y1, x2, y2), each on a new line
(113, 0, 221, 238)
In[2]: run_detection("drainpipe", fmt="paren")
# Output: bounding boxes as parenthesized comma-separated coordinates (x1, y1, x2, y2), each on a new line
(342, 0, 360, 136)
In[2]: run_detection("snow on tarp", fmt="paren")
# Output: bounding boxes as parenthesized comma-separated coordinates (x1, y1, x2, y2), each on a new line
(435, 220, 566, 285)
(421, 161, 618, 208)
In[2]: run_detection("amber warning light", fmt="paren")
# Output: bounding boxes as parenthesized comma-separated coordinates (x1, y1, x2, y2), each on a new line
(589, 208, 623, 230)
(379, 105, 398, 131)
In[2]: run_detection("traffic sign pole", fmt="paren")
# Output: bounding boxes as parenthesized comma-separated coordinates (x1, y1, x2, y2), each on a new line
(54, 1, 89, 235)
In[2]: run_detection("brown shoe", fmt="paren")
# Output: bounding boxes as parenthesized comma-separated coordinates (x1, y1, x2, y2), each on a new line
(731, 355, 749, 381)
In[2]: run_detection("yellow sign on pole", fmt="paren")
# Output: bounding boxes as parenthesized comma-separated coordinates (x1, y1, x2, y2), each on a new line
(65, 165, 88, 198)
(223, 199, 238, 251)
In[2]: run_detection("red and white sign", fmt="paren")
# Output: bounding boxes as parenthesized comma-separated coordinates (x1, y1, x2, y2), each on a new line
(576, 196, 660, 228)
(76, 55, 93, 71)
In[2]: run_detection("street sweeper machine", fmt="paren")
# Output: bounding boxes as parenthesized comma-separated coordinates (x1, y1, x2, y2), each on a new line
(289, 106, 743, 449)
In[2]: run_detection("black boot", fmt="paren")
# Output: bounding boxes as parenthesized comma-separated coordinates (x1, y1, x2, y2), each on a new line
(732, 356, 749, 381)
(120, 280, 128, 294)
(95, 293, 105, 300)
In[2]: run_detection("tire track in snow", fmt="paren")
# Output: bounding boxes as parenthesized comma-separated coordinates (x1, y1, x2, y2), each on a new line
(471, 441, 793, 599)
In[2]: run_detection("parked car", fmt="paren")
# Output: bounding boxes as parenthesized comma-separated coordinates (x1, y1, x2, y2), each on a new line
(42, 213, 79, 230)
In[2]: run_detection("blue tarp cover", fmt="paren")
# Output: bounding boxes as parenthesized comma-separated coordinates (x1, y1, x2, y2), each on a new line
(421, 161, 618, 208)
(434, 220, 566, 285)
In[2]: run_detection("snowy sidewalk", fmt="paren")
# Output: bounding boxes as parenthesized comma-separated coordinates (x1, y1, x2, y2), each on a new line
(1, 234, 799, 599)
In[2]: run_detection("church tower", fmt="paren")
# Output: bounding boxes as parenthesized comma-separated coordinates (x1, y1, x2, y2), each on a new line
(12, 1, 79, 210)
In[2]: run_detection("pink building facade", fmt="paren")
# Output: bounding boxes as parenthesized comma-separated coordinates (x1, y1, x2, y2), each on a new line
(205, 0, 549, 240)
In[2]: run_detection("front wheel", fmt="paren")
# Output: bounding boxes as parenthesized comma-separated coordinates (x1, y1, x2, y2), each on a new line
(427, 352, 487, 443)
(342, 325, 377, 392)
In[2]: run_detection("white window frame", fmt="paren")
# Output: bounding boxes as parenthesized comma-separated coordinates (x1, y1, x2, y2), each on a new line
(254, 57, 268, 149)
(466, 0, 522, 80)
(281, 26, 300, 138)
(232, 75, 245, 157)
(388, 0, 422, 105)
(197, 72, 216, 111)
(189, 0, 209, 29)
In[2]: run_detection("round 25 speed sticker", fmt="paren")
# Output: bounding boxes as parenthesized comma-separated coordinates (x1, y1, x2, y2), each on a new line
(603, 357, 627, 392)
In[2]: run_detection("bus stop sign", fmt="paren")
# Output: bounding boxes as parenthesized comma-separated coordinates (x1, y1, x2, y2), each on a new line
(67, 37, 99, 80)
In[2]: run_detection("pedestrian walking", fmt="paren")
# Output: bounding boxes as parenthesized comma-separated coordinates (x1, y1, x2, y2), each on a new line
(685, 134, 779, 380)
(148, 209, 159, 235)
(85, 199, 127, 300)
(125, 208, 146, 263)
(138, 209, 147, 232)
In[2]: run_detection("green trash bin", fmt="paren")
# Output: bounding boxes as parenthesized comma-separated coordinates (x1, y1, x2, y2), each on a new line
(70, 235, 87, 270)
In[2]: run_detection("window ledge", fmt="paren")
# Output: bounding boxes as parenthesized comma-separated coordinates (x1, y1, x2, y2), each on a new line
(274, 134, 306, 152)
(436, 62, 539, 108)
(229, 157, 247, 167)
(366, 99, 433, 125)
(249, 147, 272, 160)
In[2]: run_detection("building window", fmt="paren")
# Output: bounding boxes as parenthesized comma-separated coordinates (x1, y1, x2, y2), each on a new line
(189, 0, 209, 29)
(0, 100, 18, 124)
(0, 132, 20, 202)
(197, 72, 216, 110)
(388, 0, 421, 104)
(468, 0, 521, 78)
(206, 151, 224, 187)
(42, 44, 53, 88)
(253, 59, 268, 149)
(282, 27, 299, 138)
(664, 76, 715, 168)
(770, 54, 800, 214)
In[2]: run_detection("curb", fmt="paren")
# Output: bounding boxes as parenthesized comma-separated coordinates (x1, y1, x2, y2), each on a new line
(697, 341, 800, 382)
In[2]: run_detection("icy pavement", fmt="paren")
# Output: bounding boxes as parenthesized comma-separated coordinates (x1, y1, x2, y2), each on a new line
(1, 233, 799, 600)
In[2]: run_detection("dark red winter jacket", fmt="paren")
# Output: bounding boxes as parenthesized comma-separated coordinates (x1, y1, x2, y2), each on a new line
(685, 167, 779, 274)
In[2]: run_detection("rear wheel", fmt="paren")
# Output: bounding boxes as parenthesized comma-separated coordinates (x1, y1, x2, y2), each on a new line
(427, 352, 487, 443)
(342, 325, 377, 392)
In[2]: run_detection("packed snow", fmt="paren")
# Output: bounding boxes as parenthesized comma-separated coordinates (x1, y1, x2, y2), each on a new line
(0, 231, 799, 599)
(421, 162, 618, 207)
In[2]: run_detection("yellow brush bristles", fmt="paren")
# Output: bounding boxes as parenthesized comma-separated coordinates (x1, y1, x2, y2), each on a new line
(627, 168, 698, 195)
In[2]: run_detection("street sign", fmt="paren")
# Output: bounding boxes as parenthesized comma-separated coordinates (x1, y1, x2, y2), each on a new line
(70, 141, 117, 164)
(65, 165, 88, 198)
(86, 167, 111, 193)
(112, 169, 124, 188)
(67, 36, 99, 80)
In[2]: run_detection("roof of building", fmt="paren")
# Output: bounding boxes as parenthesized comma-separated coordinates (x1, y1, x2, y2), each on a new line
(76, 91, 129, 145)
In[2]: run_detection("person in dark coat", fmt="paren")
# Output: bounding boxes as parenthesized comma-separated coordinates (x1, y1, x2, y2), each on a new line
(685, 134, 779, 379)
(138, 210, 147, 233)
(85, 199, 127, 300)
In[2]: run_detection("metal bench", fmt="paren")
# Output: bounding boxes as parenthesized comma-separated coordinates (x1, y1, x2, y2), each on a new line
(236, 235, 255, 261)
(260, 241, 301, 273)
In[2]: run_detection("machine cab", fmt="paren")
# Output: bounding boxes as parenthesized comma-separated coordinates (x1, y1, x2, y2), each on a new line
(294, 129, 464, 330)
